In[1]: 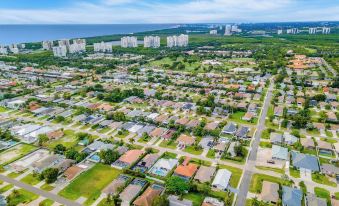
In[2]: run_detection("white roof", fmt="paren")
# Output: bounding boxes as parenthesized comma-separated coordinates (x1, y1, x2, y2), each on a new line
(153, 158, 178, 170)
(15, 124, 41, 136)
(24, 126, 54, 138)
(147, 113, 159, 120)
(128, 124, 144, 133)
(8, 99, 25, 104)
(212, 169, 231, 189)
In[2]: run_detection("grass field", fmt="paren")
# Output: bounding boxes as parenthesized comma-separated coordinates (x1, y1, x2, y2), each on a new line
(21, 173, 41, 185)
(183, 192, 204, 206)
(6, 189, 39, 205)
(256, 166, 284, 174)
(289, 167, 301, 178)
(184, 146, 203, 155)
(0, 144, 37, 165)
(314, 187, 330, 204)
(59, 164, 121, 206)
(40, 183, 54, 191)
(249, 173, 292, 193)
(39, 199, 54, 206)
(159, 140, 177, 149)
(48, 130, 78, 149)
(312, 173, 337, 187)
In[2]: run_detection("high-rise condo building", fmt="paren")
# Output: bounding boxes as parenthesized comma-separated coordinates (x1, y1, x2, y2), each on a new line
(52, 46, 67, 57)
(121, 36, 138, 48)
(94, 42, 113, 52)
(224, 25, 232, 36)
(167, 34, 189, 48)
(322, 27, 331, 34)
(309, 28, 317, 34)
(210, 30, 218, 35)
(69, 39, 86, 54)
(144, 36, 160, 48)
(42, 41, 54, 50)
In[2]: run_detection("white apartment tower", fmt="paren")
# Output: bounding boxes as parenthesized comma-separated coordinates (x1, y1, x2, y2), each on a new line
(277, 29, 283, 35)
(42, 41, 54, 50)
(210, 30, 218, 35)
(121, 36, 138, 48)
(144, 36, 160, 48)
(309, 28, 317, 34)
(167, 34, 189, 47)
(0, 46, 8, 55)
(52, 46, 67, 57)
(224, 25, 232, 36)
(93, 42, 113, 52)
(69, 39, 86, 54)
(322, 27, 331, 34)
(286, 28, 298, 34)
(58, 39, 71, 49)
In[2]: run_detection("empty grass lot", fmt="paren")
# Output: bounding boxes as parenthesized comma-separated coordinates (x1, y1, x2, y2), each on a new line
(0, 144, 37, 165)
(6, 189, 39, 205)
(21, 173, 41, 185)
(59, 164, 121, 206)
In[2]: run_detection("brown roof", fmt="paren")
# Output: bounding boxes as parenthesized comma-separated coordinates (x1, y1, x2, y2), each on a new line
(133, 185, 163, 206)
(155, 114, 169, 123)
(260, 181, 279, 203)
(46, 130, 64, 140)
(194, 166, 216, 183)
(300, 138, 315, 148)
(174, 163, 198, 178)
(150, 128, 165, 138)
(103, 176, 129, 195)
(176, 117, 190, 125)
(317, 140, 333, 150)
(204, 122, 219, 131)
(118, 150, 144, 164)
(64, 166, 83, 180)
(176, 134, 195, 145)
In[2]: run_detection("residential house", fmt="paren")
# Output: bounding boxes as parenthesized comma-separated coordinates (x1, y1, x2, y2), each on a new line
(284, 133, 298, 145)
(133, 153, 159, 173)
(282, 186, 302, 206)
(272, 145, 289, 160)
(321, 164, 339, 177)
(291, 151, 320, 173)
(112, 149, 144, 169)
(174, 157, 198, 180)
(305, 193, 327, 206)
(133, 184, 164, 206)
(201, 197, 224, 206)
(300, 138, 315, 150)
(176, 134, 195, 148)
(194, 166, 216, 183)
(103, 175, 130, 195)
(211, 169, 232, 191)
(149, 158, 178, 177)
(260, 181, 279, 204)
(221, 123, 237, 135)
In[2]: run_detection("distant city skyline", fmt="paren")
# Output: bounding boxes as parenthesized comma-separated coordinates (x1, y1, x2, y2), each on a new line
(0, 0, 338, 24)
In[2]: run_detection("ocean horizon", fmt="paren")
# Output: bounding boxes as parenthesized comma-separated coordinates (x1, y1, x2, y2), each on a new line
(0, 24, 177, 45)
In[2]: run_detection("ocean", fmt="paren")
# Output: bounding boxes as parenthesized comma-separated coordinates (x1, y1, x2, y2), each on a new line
(0, 24, 177, 45)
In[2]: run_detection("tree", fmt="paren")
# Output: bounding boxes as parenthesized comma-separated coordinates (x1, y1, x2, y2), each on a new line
(41, 168, 59, 183)
(65, 148, 78, 159)
(166, 176, 189, 195)
(38, 134, 49, 146)
(54, 144, 66, 154)
(99, 149, 120, 164)
(152, 195, 169, 206)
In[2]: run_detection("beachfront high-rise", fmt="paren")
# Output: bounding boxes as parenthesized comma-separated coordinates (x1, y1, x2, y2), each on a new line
(0, 46, 8, 55)
(42, 41, 54, 50)
(167, 34, 189, 48)
(52, 46, 67, 57)
(322, 27, 331, 34)
(69, 39, 86, 54)
(121, 36, 138, 48)
(144, 36, 160, 48)
(210, 30, 218, 35)
(224, 25, 232, 36)
(94, 42, 113, 52)
(309, 27, 317, 34)
(58, 39, 71, 49)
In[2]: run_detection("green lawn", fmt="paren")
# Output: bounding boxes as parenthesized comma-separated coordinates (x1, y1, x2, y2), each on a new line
(335, 192, 339, 200)
(0, 107, 8, 113)
(229, 111, 257, 125)
(48, 129, 78, 149)
(182, 192, 204, 206)
(115, 130, 129, 139)
(256, 166, 284, 174)
(0, 184, 13, 193)
(312, 173, 337, 187)
(162, 152, 177, 159)
(289, 167, 301, 178)
(98, 198, 115, 206)
(206, 149, 215, 158)
(59, 164, 122, 206)
(249, 173, 292, 193)
(159, 140, 177, 149)
(259, 141, 272, 148)
(7, 169, 28, 178)
(314, 187, 330, 204)
(40, 183, 54, 191)
(219, 164, 243, 188)
(184, 146, 203, 155)
(39, 199, 54, 206)
(0, 144, 37, 165)
(21, 173, 41, 185)
(6, 189, 39, 205)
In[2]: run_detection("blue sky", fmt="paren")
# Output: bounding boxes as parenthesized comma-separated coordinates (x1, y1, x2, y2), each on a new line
(0, 0, 338, 24)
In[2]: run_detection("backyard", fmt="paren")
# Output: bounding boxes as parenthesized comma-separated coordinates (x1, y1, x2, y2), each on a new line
(59, 164, 122, 206)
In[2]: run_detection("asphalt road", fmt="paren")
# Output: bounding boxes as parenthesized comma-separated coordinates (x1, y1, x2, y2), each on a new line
(0, 174, 81, 206)
(235, 80, 274, 206)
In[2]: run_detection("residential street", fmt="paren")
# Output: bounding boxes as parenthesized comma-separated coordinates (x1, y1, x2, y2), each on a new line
(0, 174, 81, 206)
(235, 79, 274, 206)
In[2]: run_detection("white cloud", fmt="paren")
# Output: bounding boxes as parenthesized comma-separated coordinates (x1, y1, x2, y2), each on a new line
(0, 0, 338, 24)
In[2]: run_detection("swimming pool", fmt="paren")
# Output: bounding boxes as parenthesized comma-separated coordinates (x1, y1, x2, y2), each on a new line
(151, 168, 167, 177)
(89, 154, 101, 162)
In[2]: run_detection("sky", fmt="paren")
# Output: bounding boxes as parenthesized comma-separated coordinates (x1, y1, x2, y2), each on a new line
(0, 0, 338, 24)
